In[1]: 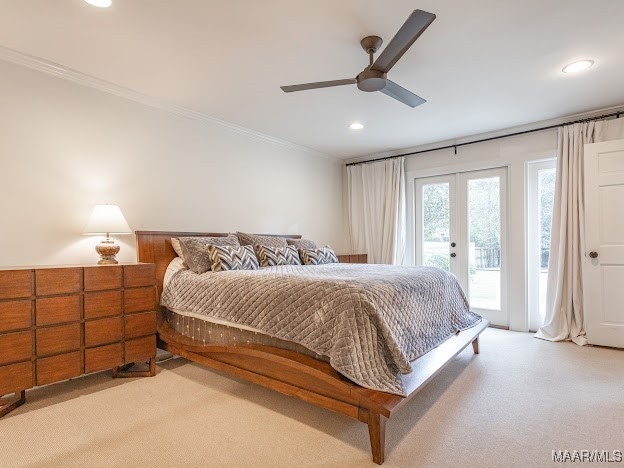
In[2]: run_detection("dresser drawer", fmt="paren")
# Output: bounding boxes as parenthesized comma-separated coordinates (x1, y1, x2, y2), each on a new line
(35, 268, 81, 296)
(84, 290, 122, 319)
(125, 312, 157, 339)
(36, 351, 81, 386)
(0, 299, 32, 333)
(84, 266, 122, 292)
(0, 270, 32, 300)
(0, 331, 32, 366)
(125, 335, 156, 363)
(36, 295, 81, 325)
(85, 317, 122, 347)
(124, 264, 156, 288)
(0, 361, 33, 396)
(124, 287, 157, 314)
(85, 343, 123, 374)
(36, 323, 81, 357)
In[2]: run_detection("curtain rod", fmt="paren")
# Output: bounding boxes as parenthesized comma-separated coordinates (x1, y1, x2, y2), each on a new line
(345, 110, 623, 167)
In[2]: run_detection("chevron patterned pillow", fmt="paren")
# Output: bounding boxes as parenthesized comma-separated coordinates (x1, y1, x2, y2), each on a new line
(298, 246, 339, 265)
(255, 244, 301, 267)
(207, 244, 260, 272)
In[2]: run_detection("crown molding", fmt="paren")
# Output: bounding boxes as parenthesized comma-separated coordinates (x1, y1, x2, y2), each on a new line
(345, 103, 624, 165)
(0, 45, 340, 163)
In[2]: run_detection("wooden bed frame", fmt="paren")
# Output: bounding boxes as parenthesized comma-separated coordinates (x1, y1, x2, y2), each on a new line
(136, 230, 488, 464)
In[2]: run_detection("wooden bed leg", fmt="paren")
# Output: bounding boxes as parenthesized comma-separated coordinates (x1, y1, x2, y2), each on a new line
(0, 390, 26, 418)
(368, 411, 386, 465)
(472, 337, 479, 354)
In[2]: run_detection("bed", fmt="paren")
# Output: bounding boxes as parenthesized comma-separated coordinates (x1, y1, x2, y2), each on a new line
(136, 230, 489, 464)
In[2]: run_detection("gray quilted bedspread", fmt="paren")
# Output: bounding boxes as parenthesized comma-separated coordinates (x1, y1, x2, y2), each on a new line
(161, 263, 481, 396)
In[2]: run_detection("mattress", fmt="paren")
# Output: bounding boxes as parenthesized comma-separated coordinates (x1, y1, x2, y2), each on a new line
(162, 308, 329, 362)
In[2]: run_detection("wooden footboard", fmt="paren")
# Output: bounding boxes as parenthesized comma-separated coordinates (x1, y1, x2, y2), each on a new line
(158, 313, 488, 464)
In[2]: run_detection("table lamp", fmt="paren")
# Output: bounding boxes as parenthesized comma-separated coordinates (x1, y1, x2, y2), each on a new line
(84, 204, 131, 264)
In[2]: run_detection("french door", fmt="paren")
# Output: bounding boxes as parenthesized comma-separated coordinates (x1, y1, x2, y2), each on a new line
(415, 168, 508, 327)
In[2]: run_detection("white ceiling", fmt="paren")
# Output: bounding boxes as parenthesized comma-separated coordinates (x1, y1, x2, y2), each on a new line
(1, 0, 623, 159)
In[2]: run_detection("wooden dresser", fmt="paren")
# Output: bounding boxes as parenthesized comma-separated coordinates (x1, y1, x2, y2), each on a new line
(337, 253, 368, 264)
(0, 263, 158, 418)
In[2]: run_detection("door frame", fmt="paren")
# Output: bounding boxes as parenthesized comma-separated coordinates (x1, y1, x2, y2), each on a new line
(413, 167, 509, 327)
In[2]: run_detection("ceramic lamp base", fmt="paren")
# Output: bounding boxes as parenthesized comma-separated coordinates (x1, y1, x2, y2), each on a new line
(96, 238, 120, 264)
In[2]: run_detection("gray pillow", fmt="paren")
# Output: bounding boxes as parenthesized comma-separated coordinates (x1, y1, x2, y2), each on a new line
(207, 245, 259, 272)
(179, 234, 240, 274)
(236, 232, 288, 249)
(286, 238, 317, 250)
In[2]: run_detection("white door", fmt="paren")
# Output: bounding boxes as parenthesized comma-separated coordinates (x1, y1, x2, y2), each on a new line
(415, 168, 508, 327)
(584, 138, 624, 347)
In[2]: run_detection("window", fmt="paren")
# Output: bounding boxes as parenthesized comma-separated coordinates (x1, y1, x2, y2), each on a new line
(527, 160, 556, 331)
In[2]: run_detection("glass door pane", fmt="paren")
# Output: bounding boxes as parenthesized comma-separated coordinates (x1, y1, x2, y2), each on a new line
(538, 167, 556, 317)
(422, 182, 451, 271)
(467, 176, 501, 311)
(528, 159, 556, 331)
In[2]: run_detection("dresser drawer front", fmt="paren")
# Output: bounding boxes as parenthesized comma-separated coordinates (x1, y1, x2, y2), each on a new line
(124, 287, 157, 314)
(85, 343, 123, 374)
(85, 317, 122, 347)
(0, 300, 32, 333)
(124, 264, 156, 288)
(84, 266, 122, 292)
(84, 291, 122, 319)
(0, 361, 33, 396)
(125, 335, 156, 363)
(0, 331, 32, 366)
(35, 268, 81, 296)
(124, 312, 157, 339)
(36, 351, 81, 386)
(36, 323, 81, 356)
(36, 295, 81, 325)
(0, 270, 32, 300)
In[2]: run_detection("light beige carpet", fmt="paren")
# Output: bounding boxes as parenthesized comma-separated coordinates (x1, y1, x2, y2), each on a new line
(1, 328, 622, 467)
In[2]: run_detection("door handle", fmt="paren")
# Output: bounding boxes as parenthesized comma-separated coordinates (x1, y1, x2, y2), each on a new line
(451, 242, 456, 247)
(589, 251, 598, 258)
(450, 253, 457, 258)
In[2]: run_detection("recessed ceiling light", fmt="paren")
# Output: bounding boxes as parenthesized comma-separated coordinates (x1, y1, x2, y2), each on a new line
(84, 0, 112, 7)
(562, 60, 594, 74)
(349, 122, 364, 130)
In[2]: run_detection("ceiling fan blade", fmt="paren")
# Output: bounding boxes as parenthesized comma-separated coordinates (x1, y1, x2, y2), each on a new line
(371, 9, 436, 73)
(380, 80, 426, 108)
(280, 79, 356, 93)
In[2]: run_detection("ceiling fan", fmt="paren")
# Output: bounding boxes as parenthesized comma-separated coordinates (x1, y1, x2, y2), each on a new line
(280, 9, 436, 108)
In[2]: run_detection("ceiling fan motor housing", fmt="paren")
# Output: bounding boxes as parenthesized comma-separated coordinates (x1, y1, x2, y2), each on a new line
(357, 69, 387, 92)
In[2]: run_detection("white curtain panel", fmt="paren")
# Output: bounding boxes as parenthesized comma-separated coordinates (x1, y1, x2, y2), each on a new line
(347, 157, 406, 264)
(537, 117, 624, 345)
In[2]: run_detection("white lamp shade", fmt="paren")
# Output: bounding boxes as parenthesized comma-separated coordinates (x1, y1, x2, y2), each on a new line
(84, 204, 132, 235)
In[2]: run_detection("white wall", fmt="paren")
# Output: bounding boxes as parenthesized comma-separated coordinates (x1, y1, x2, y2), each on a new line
(0, 60, 346, 266)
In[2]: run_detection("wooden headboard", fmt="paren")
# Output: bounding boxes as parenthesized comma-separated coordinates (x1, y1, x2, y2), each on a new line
(135, 231, 301, 295)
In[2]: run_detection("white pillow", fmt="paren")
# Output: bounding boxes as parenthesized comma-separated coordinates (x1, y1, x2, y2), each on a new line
(171, 238, 184, 259)
(164, 257, 187, 288)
